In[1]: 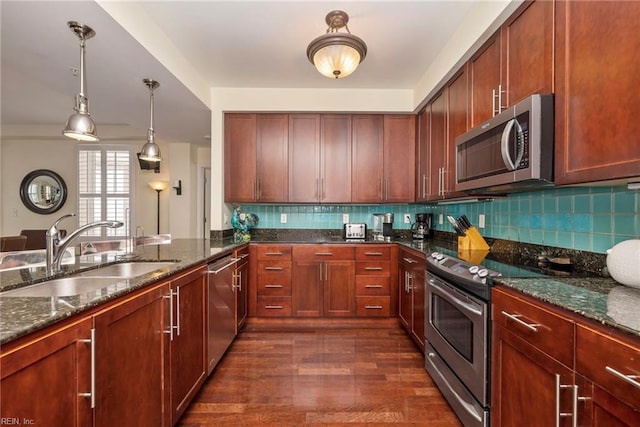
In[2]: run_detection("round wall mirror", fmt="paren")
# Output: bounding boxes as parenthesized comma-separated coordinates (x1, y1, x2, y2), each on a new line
(19, 169, 67, 214)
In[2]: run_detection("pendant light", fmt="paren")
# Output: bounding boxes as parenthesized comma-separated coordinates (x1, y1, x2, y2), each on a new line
(63, 21, 99, 142)
(306, 10, 367, 79)
(139, 78, 162, 162)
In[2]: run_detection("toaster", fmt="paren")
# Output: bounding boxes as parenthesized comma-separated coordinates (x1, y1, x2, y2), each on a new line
(343, 223, 367, 240)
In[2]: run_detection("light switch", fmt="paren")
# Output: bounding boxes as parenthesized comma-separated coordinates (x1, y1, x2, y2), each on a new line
(478, 214, 486, 228)
(280, 213, 287, 224)
(343, 214, 349, 223)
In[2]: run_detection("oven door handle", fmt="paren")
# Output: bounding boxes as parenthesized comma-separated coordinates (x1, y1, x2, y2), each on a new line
(428, 278, 483, 317)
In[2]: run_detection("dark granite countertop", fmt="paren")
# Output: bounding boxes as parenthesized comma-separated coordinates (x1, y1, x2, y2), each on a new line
(0, 239, 243, 345)
(2, 235, 637, 346)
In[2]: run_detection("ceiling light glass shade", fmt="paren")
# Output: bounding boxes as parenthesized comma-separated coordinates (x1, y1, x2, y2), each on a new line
(307, 11, 367, 79)
(148, 181, 169, 191)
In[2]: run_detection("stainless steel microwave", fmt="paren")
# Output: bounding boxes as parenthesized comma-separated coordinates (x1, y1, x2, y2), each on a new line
(455, 94, 554, 194)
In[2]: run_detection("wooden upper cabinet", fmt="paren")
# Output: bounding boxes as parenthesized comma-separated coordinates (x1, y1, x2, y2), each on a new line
(445, 67, 469, 199)
(288, 114, 321, 203)
(469, 0, 553, 127)
(383, 115, 416, 203)
(352, 115, 384, 203)
(416, 108, 430, 202)
(501, 0, 554, 106)
(554, 0, 640, 184)
(224, 113, 288, 202)
(224, 113, 257, 202)
(427, 92, 446, 200)
(256, 114, 289, 202)
(469, 33, 501, 127)
(320, 115, 352, 203)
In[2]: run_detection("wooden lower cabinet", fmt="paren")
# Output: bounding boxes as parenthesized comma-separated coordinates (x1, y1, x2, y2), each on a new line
(1, 317, 93, 426)
(235, 246, 250, 332)
(492, 286, 640, 427)
(93, 281, 171, 427)
(169, 266, 207, 423)
(251, 244, 292, 317)
(398, 247, 426, 350)
(355, 245, 394, 317)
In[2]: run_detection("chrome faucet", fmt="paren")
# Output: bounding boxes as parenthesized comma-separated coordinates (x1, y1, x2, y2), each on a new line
(46, 213, 124, 275)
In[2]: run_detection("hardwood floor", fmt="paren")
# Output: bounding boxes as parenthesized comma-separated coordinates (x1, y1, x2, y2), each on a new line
(177, 319, 461, 426)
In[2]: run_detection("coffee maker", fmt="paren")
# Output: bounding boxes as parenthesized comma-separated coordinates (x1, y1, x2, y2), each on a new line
(372, 213, 394, 241)
(411, 213, 434, 240)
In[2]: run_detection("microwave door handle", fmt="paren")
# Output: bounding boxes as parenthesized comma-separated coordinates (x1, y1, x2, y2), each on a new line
(500, 118, 525, 171)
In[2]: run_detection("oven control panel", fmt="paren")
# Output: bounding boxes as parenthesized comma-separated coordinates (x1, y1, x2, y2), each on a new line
(427, 252, 502, 300)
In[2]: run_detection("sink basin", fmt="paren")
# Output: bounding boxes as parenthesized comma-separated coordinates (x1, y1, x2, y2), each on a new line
(78, 262, 176, 278)
(1, 277, 118, 298)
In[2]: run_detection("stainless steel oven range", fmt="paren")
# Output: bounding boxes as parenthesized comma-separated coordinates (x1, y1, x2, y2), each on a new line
(425, 252, 501, 427)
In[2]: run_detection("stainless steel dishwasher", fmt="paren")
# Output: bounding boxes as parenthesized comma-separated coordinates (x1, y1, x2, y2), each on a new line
(206, 255, 239, 374)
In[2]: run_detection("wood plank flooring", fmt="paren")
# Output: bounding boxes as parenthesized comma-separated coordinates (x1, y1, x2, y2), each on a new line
(177, 319, 462, 426)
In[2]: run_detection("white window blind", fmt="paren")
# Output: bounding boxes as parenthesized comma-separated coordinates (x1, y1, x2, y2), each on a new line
(78, 146, 131, 239)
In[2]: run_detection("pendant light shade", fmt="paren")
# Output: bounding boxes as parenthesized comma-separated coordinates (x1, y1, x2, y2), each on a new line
(307, 10, 367, 79)
(63, 21, 98, 142)
(139, 78, 162, 162)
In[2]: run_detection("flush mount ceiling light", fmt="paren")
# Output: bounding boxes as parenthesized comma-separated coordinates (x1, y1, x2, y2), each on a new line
(306, 10, 367, 79)
(139, 78, 162, 162)
(63, 21, 99, 141)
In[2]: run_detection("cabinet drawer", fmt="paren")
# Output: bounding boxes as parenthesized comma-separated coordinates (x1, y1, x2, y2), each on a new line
(355, 246, 391, 260)
(256, 297, 292, 317)
(576, 324, 640, 409)
(355, 276, 390, 296)
(256, 245, 292, 260)
(492, 287, 574, 367)
(256, 279, 291, 296)
(292, 245, 354, 260)
(356, 296, 391, 317)
(355, 261, 390, 275)
(256, 260, 291, 274)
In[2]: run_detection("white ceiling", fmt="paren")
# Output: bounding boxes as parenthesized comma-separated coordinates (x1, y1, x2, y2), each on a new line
(1, 1, 488, 147)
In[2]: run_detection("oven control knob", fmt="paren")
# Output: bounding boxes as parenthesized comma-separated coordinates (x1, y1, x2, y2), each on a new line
(477, 268, 489, 278)
(468, 265, 479, 275)
(432, 252, 444, 261)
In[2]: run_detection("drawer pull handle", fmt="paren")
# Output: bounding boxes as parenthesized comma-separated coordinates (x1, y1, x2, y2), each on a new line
(264, 266, 284, 271)
(264, 284, 283, 288)
(605, 366, 640, 389)
(314, 252, 333, 256)
(264, 252, 284, 256)
(265, 305, 283, 309)
(364, 252, 383, 256)
(364, 267, 383, 271)
(403, 257, 418, 264)
(501, 311, 539, 332)
(365, 305, 383, 309)
(365, 284, 383, 288)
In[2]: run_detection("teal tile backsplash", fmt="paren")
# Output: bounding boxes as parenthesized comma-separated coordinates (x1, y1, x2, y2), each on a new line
(239, 185, 638, 254)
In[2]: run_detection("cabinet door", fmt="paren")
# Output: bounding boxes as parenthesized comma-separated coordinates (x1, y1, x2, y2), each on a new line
(224, 113, 257, 202)
(324, 260, 355, 317)
(398, 262, 412, 331)
(416, 108, 430, 202)
(1, 317, 93, 427)
(576, 375, 640, 427)
(321, 115, 352, 203)
(292, 260, 323, 317)
(469, 34, 501, 127)
(256, 114, 289, 202)
(94, 282, 170, 427)
(410, 259, 426, 351)
(428, 92, 446, 200)
(288, 114, 320, 203)
(555, 1, 640, 184)
(235, 249, 250, 333)
(352, 115, 384, 203)
(445, 67, 468, 198)
(171, 267, 207, 423)
(383, 115, 416, 203)
(501, 0, 553, 106)
(492, 325, 575, 427)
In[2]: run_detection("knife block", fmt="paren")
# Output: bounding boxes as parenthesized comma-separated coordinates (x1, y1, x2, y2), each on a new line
(457, 226, 490, 251)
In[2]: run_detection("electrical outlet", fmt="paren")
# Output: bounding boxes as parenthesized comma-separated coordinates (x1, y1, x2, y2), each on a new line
(223, 213, 229, 224)
(404, 214, 411, 224)
(343, 213, 349, 223)
(280, 213, 287, 224)
(439, 214, 444, 225)
(478, 214, 486, 228)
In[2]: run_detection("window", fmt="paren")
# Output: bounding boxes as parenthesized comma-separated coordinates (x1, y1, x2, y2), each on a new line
(78, 145, 132, 242)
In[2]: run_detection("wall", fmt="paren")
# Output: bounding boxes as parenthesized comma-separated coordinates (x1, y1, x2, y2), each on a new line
(240, 185, 639, 254)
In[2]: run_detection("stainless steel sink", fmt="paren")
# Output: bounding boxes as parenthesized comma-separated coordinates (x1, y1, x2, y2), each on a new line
(1, 277, 118, 298)
(78, 262, 176, 278)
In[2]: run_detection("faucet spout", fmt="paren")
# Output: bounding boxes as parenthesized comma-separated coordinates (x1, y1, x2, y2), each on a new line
(46, 214, 124, 275)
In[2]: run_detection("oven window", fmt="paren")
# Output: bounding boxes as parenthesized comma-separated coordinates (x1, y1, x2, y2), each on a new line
(431, 294, 473, 362)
